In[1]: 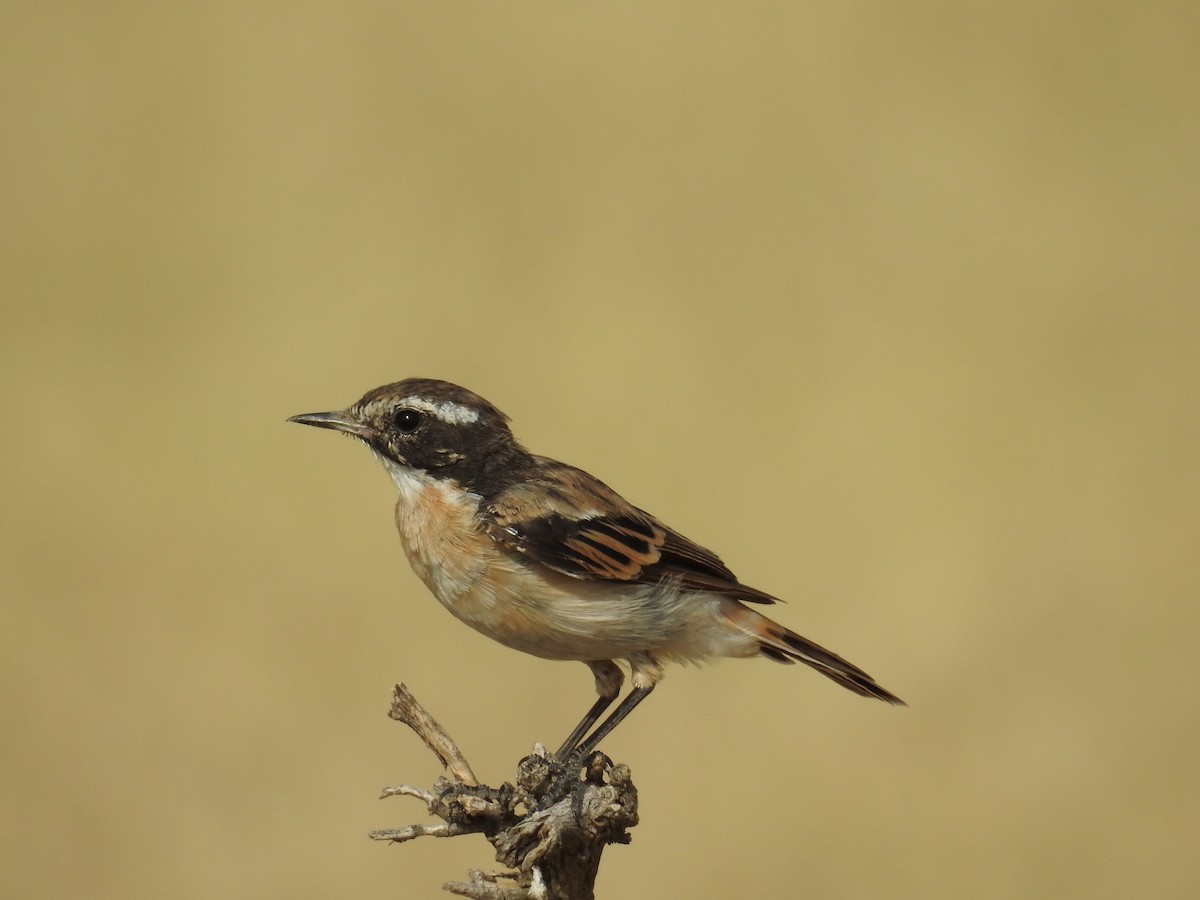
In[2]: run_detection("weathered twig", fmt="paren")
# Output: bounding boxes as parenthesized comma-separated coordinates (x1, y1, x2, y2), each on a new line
(387, 683, 478, 786)
(371, 684, 639, 900)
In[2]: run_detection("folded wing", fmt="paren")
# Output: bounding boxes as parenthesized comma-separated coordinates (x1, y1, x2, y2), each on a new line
(483, 457, 778, 604)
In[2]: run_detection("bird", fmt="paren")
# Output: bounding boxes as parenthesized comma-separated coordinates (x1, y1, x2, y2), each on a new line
(289, 378, 903, 758)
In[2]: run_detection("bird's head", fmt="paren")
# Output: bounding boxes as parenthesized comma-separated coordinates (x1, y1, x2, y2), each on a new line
(289, 378, 523, 493)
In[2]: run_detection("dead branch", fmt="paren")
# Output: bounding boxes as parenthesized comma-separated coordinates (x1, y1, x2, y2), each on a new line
(370, 684, 639, 900)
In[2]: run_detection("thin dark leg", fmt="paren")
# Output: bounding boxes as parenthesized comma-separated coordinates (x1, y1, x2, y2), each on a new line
(573, 685, 655, 758)
(555, 693, 618, 759)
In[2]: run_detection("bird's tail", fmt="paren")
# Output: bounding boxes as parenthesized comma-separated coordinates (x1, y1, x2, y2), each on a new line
(745, 608, 905, 705)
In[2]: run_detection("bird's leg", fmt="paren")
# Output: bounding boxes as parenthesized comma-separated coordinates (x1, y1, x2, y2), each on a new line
(555, 660, 623, 759)
(573, 683, 655, 758)
(570, 652, 662, 758)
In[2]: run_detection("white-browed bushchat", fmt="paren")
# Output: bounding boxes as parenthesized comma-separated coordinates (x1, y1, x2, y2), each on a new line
(290, 378, 903, 757)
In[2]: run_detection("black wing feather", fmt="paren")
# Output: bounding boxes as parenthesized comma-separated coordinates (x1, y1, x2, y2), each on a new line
(483, 458, 778, 604)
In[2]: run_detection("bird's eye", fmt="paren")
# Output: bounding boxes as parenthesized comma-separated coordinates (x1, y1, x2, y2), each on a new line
(394, 409, 422, 434)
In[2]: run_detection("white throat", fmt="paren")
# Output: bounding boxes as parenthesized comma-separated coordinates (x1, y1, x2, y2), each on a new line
(376, 453, 433, 503)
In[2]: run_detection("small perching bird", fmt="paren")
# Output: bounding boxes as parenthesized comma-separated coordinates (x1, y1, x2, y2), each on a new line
(290, 378, 903, 758)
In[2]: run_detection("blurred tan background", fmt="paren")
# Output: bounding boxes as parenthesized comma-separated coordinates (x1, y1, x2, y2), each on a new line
(3, 3, 1197, 898)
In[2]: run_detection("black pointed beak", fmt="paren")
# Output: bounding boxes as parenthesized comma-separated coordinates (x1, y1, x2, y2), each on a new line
(287, 409, 373, 438)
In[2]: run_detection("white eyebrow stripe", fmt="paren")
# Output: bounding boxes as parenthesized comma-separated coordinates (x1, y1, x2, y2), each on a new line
(404, 397, 480, 425)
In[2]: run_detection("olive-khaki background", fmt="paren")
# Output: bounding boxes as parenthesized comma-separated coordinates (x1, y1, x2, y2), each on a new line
(3, 4, 1196, 898)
